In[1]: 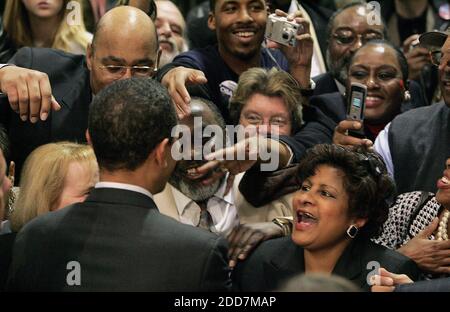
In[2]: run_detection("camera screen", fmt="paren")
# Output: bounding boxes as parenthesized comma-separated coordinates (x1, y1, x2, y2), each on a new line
(352, 92, 363, 108)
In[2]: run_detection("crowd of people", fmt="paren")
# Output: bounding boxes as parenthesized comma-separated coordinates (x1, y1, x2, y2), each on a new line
(0, 0, 449, 292)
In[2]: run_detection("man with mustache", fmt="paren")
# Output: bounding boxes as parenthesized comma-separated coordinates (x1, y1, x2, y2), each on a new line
(155, 0, 188, 67)
(154, 97, 291, 268)
(313, 2, 386, 96)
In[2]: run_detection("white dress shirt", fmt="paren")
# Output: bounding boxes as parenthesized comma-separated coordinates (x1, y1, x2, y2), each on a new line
(373, 123, 394, 178)
(170, 180, 239, 236)
(95, 182, 153, 199)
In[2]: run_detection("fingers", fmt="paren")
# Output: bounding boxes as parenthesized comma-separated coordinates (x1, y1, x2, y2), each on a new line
(201, 169, 225, 186)
(418, 218, 439, 238)
(227, 226, 264, 268)
(162, 67, 207, 119)
(39, 76, 58, 121)
(28, 77, 42, 123)
(376, 268, 413, 285)
(8, 161, 15, 186)
(333, 120, 372, 147)
(195, 160, 220, 175)
(1, 68, 58, 122)
(17, 79, 29, 122)
(224, 174, 235, 195)
(371, 285, 395, 292)
(402, 34, 420, 53)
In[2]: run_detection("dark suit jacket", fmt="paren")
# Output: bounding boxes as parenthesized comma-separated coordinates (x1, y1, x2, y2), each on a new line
(0, 47, 91, 181)
(0, 232, 16, 291)
(7, 188, 231, 291)
(233, 236, 420, 292)
(395, 278, 450, 292)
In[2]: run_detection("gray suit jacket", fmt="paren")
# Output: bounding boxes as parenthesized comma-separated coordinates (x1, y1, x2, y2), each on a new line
(7, 187, 231, 291)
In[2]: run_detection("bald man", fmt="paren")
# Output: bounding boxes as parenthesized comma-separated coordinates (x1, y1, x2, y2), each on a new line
(0, 6, 160, 180)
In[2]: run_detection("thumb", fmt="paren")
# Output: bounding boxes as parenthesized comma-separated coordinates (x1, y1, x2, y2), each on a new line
(188, 71, 207, 84)
(417, 217, 439, 238)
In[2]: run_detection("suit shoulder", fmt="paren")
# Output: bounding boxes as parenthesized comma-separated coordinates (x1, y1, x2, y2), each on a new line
(14, 47, 84, 66)
(152, 211, 225, 248)
(391, 103, 447, 125)
(246, 236, 294, 265)
(364, 241, 418, 274)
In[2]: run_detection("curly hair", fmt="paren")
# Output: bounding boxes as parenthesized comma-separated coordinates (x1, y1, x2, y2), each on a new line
(297, 144, 396, 238)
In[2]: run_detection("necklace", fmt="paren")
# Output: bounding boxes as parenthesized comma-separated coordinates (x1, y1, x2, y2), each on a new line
(436, 209, 450, 241)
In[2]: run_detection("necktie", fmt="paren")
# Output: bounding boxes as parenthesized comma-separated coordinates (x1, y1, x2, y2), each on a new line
(197, 202, 216, 233)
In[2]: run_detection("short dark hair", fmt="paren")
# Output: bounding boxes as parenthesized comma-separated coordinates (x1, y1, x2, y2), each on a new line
(88, 78, 177, 171)
(209, 0, 216, 12)
(349, 39, 409, 82)
(297, 144, 395, 238)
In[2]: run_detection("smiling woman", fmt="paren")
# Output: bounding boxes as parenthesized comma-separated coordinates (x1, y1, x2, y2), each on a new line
(233, 144, 420, 292)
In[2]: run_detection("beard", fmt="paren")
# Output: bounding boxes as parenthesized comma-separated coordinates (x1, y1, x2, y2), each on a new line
(326, 49, 352, 85)
(158, 36, 187, 67)
(169, 163, 224, 202)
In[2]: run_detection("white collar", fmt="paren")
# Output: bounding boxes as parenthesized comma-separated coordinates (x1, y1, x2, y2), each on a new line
(95, 182, 153, 199)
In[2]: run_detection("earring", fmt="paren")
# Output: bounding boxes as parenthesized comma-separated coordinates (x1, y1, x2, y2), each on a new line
(403, 90, 411, 101)
(346, 224, 359, 239)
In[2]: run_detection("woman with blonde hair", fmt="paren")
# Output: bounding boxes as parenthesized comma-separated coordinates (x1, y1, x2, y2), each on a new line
(10, 142, 98, 232)
(1, 0, 92, 62)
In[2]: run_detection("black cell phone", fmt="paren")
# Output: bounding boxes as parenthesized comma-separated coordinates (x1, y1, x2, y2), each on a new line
(347, 82, 367, 139)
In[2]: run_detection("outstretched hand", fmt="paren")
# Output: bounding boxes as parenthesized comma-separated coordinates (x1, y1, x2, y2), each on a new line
(0, 66, 61, 123)
(161, 66, 207, 119)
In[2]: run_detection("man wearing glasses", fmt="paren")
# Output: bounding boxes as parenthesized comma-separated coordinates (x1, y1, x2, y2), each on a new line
(313, 2, 386, 96)
(0, 5, 159, 180)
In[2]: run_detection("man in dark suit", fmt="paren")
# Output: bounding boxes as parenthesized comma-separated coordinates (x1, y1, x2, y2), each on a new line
(7, 78, 231, 292)
(0, 6, 160, 181)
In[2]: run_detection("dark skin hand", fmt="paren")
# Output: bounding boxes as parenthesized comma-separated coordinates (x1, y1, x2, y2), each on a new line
(0, 66, 61, 123)
(398, 218, 450, 274)
(333, 120, 374, 149)
(227, 222, 284, 268)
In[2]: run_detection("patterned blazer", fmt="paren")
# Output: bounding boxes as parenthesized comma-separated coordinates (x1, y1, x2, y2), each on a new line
(373, 191, 442, 249)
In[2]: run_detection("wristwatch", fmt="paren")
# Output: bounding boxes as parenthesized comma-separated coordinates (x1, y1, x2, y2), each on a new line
(272, 217, 293, 236)
(300, 79, 316, 97)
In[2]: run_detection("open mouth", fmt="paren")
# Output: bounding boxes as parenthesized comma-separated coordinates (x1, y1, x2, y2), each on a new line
(232, 28, 257, 42)
(365, 95, 384, 108)
(296, 210, 318, 230)
(437, 175, 450, 189)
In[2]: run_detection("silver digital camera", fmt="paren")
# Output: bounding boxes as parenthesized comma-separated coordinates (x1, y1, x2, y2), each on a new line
(265, 14, 300, 47)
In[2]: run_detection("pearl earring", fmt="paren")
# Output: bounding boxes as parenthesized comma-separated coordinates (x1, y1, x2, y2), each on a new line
(404, 90, 411, 101)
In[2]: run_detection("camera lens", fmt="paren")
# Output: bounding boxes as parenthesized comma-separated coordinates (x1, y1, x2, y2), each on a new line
(282, 32, 290, 40)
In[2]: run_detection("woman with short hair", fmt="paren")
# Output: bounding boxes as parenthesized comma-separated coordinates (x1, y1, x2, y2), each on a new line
(233, 144, 420, 291)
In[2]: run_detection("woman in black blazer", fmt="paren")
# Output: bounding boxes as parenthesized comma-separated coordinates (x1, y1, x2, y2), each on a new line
(233, 144, 420, 291)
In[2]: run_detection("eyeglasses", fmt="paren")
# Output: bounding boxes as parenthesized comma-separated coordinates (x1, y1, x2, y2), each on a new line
(98, 64, 158, 78)
(242, 113, 289, 127)
(332, 31, 383, 46)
